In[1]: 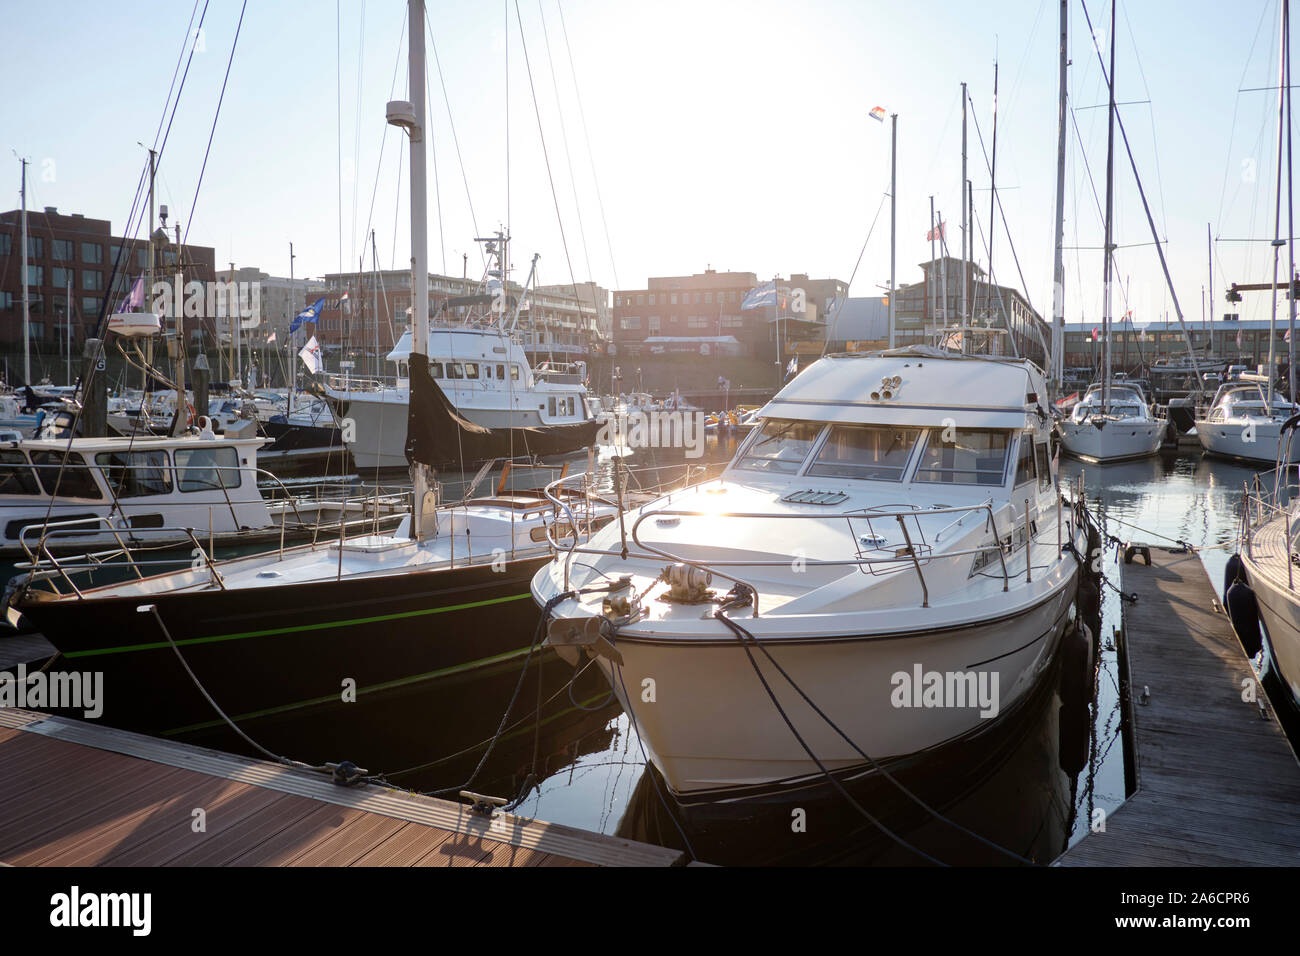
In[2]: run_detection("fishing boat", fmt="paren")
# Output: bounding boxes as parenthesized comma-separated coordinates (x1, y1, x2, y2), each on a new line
(1195, 379, 1300, 464)
(1057, 379, 1165, 462)
(531, 344, 1087, 802)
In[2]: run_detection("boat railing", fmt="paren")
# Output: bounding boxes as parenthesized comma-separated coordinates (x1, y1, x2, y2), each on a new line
(542, 468, 1022, 615)
(11, 463, 413, 597)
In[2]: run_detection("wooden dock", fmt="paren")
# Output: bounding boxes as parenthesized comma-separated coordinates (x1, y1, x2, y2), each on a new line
(0, 633, 56, 671)
(1055, 548, 1300, 866)
(0, 707, 683, 867)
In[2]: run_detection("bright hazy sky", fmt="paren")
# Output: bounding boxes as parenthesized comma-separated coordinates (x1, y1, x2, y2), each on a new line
(4, 1, 1297, 327)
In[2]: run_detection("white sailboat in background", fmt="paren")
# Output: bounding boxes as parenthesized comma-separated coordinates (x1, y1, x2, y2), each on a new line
(1057, 14, 1164, 463)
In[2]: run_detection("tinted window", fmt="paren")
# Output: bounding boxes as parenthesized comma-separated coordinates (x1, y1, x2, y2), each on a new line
(96, 450, 172, 497)
(447, 363, 464, 379)
(807, 425, 920, 481)
(1035, 443, 1051, 489)
(736, 420, 824, 474)
(0, 451, 40, 496)
(429, 362, 444, 378)
(914, 429, 1010, 486)
(1014, 435, 1035, 486)
(174, 446, 241, 492)
(30, 451, 104, 499)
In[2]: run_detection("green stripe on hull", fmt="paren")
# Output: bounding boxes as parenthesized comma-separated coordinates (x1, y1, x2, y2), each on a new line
(61, 590, 534, 659)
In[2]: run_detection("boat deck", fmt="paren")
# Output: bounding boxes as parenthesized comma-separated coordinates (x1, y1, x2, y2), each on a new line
(0, 708, 683, 867)
(1055, 548, 1300, 866)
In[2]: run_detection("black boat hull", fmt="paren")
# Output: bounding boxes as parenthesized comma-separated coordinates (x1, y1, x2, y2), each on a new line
(18, 554, 551, 736)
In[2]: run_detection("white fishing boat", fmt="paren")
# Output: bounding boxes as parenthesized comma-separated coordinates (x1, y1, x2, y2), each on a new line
(531, 346, 1087, 801)
(1195, 380, 1300, 465)
(1057, 380, 1165, 462)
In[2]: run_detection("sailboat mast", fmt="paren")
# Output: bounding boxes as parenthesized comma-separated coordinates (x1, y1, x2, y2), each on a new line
(406, 0, 431, 539)
(1285, 0, 1296, 402)
(20, 158, 30, 385)
(888, 113, 897, 348)
(961, 82, 968, 334)
(1269, 0, 1287, 409)
(1052, 0, 1068, 393)
(1101, 0, 1117, 411)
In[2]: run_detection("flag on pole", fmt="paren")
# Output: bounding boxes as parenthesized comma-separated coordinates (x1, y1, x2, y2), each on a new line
(266, 331, 277, 345)
(116, 276, 144, 312)
(869, 106, 887, 122)
(926, 221, 946, 242)
(785, 356, 798, 378)
(290, 297, 325, 333)
(298, 335, 323, 374)
(339, 291, 351, 313)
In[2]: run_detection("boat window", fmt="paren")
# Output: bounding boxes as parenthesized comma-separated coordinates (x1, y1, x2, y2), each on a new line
(498, 364, 506, 379)
(447, 363, 464, 380)
(0, 451, 40, 496)
(429, 362, 444, 378)
(913, 428, 1010, 486)
(30, 451, 104, 499)
(1013, 434, 1035, 486)
(511, 365, 521, 381)
(174, 446, 241, 492)
(548, 397, 557, 417)
(736, 419, 825, 474)
(806, 425, 920, 481)
(464, 363, 479, 379)
(95, 450, 172, 498)
(1035, 443, 1051, 490)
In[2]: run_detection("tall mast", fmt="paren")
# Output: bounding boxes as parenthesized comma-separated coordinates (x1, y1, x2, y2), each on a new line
(288, 242, 295, 414)
(988, 58, 1000, 351)
(1207, 223, 1213, 343)
(1051, 0, 1068, 392)
(961, 82, 969, 333)
(403, 0, 431, 538)
(1101, 0, 1117, 410)
(19, 158, 30, 385)
(929, 195, 936, 328)
(888, 113, 897, 348)
(1268, 0, 1288, 408)
(1285, 0, 1296, 402)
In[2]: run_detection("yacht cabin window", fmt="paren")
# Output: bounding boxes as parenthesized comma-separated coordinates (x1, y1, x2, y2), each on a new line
(30, 451, 104, 500)
(1013, 433, 1035, 487)
(1035, 443, 1052, 490)
(174, 447, 241, 492)
(913, 428, 1011, 486)
(0, 451, 41, 496)
(430, 362, 444, 378)
(806, 425, 921, 481)
(96, 450, 173, 497)
(510, 365, 521, 381)
(464, 363, 479, 379)
(736, 419, 824, 474)
(497, 364, 506, 379)
(447, 363, 464, 380)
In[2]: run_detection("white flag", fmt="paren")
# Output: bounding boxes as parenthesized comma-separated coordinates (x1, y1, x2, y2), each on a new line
(266, 331, 277, 345)
(299, 335, 322, 374)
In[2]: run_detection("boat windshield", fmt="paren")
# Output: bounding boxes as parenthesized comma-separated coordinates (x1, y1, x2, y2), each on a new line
(913, 428, 1011, 486)
(735, 419, 823, 474)
(806, 425, 922, 481)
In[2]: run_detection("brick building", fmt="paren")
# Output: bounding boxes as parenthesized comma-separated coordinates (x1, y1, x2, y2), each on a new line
(0, 206, 215, 371)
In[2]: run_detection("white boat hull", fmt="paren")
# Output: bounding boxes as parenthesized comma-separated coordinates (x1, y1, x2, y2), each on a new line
(1195, 419, 1300, 465)
(589, 582, 1075, 800)
(1058, 418, 1164, 461)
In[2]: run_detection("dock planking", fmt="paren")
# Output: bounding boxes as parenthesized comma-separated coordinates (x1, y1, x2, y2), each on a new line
(0, 708, 682, 867)
(1055, 547, 1300, 866)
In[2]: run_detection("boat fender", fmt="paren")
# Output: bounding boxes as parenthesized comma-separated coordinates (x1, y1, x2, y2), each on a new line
(1224, 579, 1263, 657)
(1057, 701, 1089, 776)
(1058, 622, 1094, 712)
(1223, 552, 1247, 603)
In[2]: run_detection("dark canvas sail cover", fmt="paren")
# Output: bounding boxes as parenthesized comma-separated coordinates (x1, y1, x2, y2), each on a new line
(405, 352, 600, 469)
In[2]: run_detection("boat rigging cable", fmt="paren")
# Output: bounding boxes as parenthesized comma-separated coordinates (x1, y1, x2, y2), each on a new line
(709, 584, 1040, 866)
(819, 193, 890, 358)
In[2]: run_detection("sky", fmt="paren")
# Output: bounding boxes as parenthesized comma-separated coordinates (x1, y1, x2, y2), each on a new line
(2, 0, 1296, 328)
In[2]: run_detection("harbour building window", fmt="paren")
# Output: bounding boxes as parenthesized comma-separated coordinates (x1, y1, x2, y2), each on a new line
(807, 425, 921, 481)
(736, 419, 824, 474)
(914, 428, 1011, 486)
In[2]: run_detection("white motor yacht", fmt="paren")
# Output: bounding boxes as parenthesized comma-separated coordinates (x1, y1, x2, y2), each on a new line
(1057, 380, 1164, 462)
(1195, 380, 1300, 465)
(531, 346, 1087, 802)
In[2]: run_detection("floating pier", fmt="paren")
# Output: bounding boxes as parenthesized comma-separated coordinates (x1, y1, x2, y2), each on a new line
(0, 707, 683, 867)
(1056, 548, 1300, 866)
